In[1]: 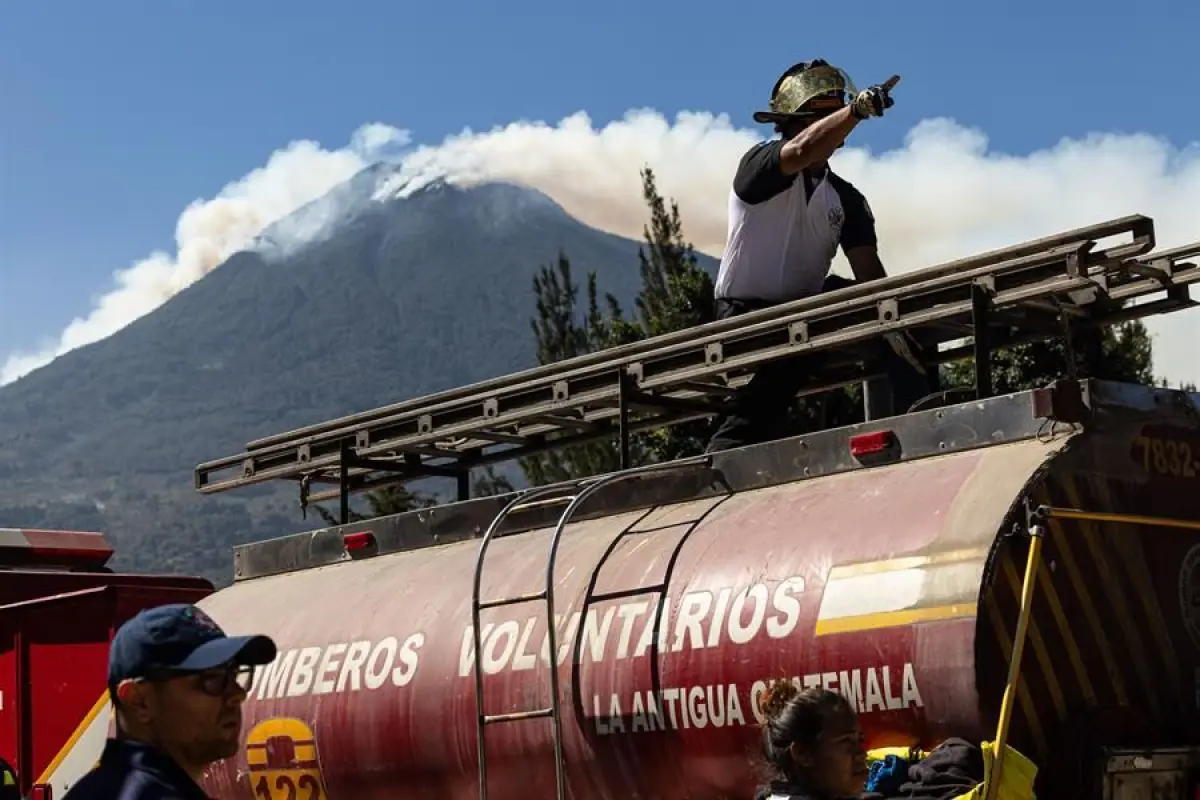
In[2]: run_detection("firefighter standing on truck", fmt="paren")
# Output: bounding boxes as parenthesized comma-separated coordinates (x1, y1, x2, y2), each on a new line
(62, 603, 277, 800)
(705, 60, 937, 454)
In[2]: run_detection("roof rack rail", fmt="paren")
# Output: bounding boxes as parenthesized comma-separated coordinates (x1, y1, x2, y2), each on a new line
(194, 214, 1200, 518)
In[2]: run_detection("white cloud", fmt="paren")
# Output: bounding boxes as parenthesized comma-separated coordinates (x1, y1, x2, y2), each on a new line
(4, 109, 1199, 388)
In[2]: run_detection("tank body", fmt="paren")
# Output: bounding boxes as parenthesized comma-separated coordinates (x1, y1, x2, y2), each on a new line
(198, 438, 1061, 800)
(196, 383, 1200, 799)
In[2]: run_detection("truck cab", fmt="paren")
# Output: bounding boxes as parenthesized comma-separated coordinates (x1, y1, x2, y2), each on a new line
(0, 528, 212, 798)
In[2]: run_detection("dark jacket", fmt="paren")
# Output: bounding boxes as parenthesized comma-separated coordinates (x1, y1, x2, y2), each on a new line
(61, 739, 210, 800)
(891, 738, 983, 800)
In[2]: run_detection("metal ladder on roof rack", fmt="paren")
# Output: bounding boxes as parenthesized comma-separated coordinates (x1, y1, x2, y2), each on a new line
(195, 215, 1200, 508)
(470, 454, 715, 800)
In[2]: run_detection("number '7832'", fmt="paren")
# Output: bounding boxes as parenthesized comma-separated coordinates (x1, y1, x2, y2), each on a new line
(1134, 435, 1199, 478)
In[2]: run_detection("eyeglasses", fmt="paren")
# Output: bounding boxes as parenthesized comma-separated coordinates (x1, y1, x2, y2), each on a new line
(139, 664, 256, 696)
(192, 664, 256, 696)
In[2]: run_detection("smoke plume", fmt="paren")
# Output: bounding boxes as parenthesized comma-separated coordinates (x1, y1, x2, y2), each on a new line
(3, 110, 1199, 387)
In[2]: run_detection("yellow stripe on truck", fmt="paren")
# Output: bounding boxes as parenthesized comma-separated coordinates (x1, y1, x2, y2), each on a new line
(814, 603, 976, 636)
(36, 691, 109, 784)
(814, 549, 987, 636)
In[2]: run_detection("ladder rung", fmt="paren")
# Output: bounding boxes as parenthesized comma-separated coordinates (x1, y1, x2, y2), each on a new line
(534, 413, 594, 430)
(590, 583, 667, 603)
(626, 518, 709, 536)
(510, 495, 576, 513)
(472, 429, 527, 445)
(478, 591, 547, 610)
(483, 707, 554, 724)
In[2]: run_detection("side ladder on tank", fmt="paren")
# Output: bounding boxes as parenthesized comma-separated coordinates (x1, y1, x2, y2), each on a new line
(469, 455, 716, 800)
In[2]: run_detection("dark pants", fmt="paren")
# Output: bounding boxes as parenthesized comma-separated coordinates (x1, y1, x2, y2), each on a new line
(705, 276, 939, 453)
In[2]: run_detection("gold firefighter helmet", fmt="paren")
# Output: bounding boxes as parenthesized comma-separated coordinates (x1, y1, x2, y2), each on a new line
(753, 59, 858, 124)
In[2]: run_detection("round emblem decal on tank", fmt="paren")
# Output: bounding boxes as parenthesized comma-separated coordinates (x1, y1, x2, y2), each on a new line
(1178, 543, 1200, 651)
(244, 717, 329, 800)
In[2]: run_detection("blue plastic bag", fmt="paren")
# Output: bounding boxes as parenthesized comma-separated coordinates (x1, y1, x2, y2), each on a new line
(865, 754, 910, 795)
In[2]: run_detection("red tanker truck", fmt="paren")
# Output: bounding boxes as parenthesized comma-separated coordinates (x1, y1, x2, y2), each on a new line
(13, 215, 1200, 800)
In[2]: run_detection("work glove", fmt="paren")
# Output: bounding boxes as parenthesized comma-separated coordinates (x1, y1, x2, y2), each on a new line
(851, 77, 898, 119)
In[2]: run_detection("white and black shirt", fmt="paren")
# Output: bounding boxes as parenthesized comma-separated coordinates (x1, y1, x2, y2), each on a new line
(714, 138, 877, 303)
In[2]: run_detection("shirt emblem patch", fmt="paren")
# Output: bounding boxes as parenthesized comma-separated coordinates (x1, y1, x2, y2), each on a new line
(828, 205, 845, 236)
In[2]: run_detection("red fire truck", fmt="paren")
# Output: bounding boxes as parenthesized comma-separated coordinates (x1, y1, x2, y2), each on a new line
(9, 215, 1200, 799)
(0, 529, 211, 798)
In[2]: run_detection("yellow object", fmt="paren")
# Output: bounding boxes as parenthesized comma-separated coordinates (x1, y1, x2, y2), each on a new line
(986, 522, 1044, 800)
(1042, 505, 1200, 531)
(953, 741, 1038, 800)
(866, 746, 928, 763)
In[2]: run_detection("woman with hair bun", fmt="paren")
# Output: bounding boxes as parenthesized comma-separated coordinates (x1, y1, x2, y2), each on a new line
(754, 680, 869, 800)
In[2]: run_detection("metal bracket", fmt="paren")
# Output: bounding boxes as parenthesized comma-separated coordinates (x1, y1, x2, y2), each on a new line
(878, 298, 899, 325)
(1030, 378, 1092, 425)
(704, 342, 723, 366)
(971, 278, 996, 399)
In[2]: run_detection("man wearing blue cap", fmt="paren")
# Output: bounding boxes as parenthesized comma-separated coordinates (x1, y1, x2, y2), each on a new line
(63, 603, 277, 799)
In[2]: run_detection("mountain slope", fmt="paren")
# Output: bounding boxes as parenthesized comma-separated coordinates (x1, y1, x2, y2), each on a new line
(0, 176, 718, 582)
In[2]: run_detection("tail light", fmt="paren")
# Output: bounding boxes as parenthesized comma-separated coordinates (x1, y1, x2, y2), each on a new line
(849, 430, 896, 457)
(343, 531, 376, 553)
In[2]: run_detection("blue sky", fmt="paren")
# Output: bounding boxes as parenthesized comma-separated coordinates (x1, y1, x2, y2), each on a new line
(2, 0, 1199, 374)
